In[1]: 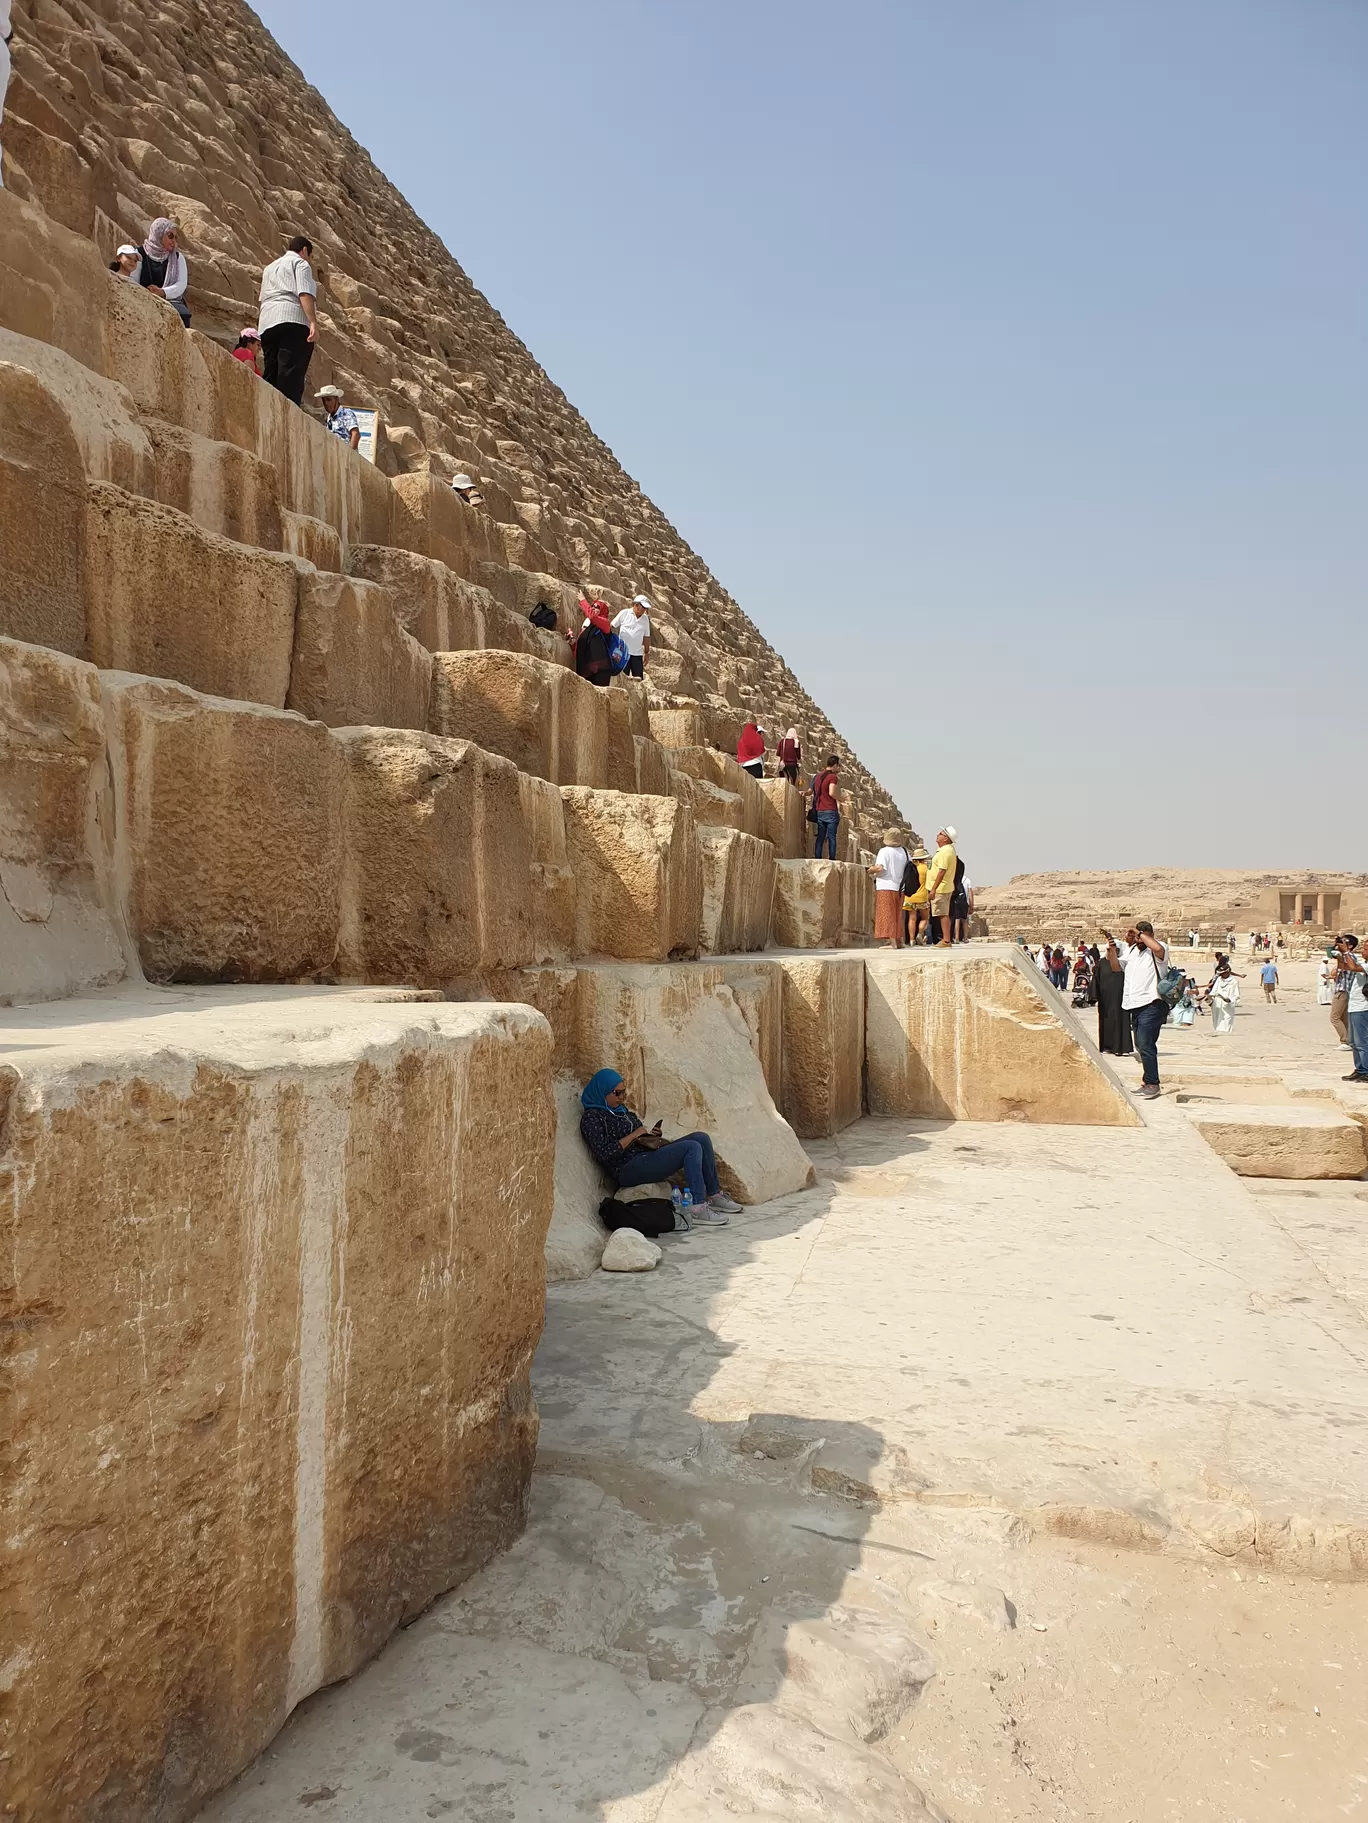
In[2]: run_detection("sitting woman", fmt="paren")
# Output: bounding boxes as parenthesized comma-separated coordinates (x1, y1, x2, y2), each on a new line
(579, 1070, 742, 1227)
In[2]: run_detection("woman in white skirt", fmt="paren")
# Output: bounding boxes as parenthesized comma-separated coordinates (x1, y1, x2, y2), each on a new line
(1210, 961, 1240, 1034)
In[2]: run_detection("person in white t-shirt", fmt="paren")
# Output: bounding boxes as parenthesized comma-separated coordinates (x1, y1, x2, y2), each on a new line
(868, 828, 911, 948)
(257, 237, 318, 405)
(1104, 920, 1169, 1099)
(611, 595, 652, 679)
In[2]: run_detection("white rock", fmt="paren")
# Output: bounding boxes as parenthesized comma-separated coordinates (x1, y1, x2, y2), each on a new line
(919, 1578, 1015, 1632)
(600, 1228, 661, 1272)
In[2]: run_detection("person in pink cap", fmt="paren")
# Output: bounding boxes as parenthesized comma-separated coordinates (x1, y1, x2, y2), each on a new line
(231, 327, 261, 374)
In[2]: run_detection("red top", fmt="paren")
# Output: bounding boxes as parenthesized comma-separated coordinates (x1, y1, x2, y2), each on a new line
(813, 768, 838, 812)
(231, 346, 258, 365)
(736, 724, 765, 764)
(777, 737, 799, 766)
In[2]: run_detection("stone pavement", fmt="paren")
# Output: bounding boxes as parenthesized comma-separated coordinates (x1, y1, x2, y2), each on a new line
(203, 1095, 1368, 1821)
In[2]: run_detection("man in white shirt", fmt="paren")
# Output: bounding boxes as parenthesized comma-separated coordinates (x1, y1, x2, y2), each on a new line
(258, 236, 318, 405)
(1105, 920, 1169, 1099)
(611, 595, 652, 679)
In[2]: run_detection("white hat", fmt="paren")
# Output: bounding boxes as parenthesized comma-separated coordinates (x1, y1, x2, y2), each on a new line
(452, 473, 474, 489)
(316, 383, 343, 399)
(632, 593, 652, 611)
(943, 825, 957, 840)
(115, 243, 139, 257)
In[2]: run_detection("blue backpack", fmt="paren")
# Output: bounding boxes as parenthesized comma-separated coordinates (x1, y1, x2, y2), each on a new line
(607, 631, 630, 674)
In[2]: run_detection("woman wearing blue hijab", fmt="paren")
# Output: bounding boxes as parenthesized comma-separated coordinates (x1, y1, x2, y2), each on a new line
(579, 1070, 742, 1224)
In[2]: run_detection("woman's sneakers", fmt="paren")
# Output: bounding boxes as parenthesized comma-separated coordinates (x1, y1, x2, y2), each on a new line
(704, 1193, 744, 1219)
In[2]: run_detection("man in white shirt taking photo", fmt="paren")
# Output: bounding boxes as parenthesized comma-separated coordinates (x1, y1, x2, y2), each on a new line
(1104, 920, 1169, 1100)
(612, 595, 652, 679)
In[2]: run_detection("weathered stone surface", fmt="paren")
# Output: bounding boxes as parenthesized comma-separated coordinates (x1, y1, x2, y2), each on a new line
(347, 545, 568, 666)
(0, 636, 127, 1003)
(772, 859, 874, 949)
(560, 788, 701, 962)
(1189, 1103, 1368, 1179)
(864, 946, 1140, 1126)
(336, 728, 534, 987)
(0, 986, 553, 1823)
(144, 418, 284, 553)
(649, 705, 708, 750)
(430, 649, 608, 788)
(103, 675, 343, 983)
(758, 775, 810, 859)
(518, 771, 577, 962)
(287, 569, 432, 731)
(0, 360, 88, 656)
(85, 481, 299, 707)
(516, 960, 814, 1207)
(600, 1228, 662, 1272)
(670, 766, 744, 832)
(697, 826, 776, 955)
(0, 325, 152, 496)
(604, 681, 653, 794)
(778, 954, 867, 1138)
(633, 732, 672, 797)
(669, 744, 769, 838)
(713, 958, 785, 1104)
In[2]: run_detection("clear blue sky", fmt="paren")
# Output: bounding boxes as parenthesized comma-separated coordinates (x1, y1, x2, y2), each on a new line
(257, 0, 1365, 884)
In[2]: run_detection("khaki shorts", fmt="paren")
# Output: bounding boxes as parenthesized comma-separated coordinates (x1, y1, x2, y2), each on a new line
(931, 895, 952, 917)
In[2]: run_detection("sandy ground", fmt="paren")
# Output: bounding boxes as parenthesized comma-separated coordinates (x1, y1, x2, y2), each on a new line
(201, 953, 1368, 1822)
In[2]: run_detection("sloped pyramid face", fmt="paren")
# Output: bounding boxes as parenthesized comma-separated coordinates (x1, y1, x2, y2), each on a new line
(1, 0, 902, 843)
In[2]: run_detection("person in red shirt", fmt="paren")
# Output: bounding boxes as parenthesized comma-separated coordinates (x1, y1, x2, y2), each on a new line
(231, 327, 261, 374)
(811, 755, 841, 860)
(736, 721, 766, 779)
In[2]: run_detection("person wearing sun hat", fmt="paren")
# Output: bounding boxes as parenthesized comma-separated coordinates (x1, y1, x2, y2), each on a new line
(869, 827, 912, 948)
(450, 471, 486, 507)
(316, 383, 360, 449)
(926, 826, 959, 947)
(901, 842, 931, 945)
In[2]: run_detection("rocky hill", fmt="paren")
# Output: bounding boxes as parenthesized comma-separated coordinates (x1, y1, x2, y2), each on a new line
(977, 868, 1368, 938)
(0, 0, 901, 848)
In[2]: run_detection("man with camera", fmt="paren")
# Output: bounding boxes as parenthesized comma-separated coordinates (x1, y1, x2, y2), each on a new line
(1104, 921, 1169, 1100)
(1333, 935, 1368, 1084)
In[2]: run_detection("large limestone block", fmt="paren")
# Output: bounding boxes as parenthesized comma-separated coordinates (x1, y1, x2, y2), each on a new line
(633, 733, 672, 797)
(0, 987, 553, 1822)
(430, 649, 608, 788)
(670, 766, 744, 832)
(347, 546, 569, 666)
(335, 728, 533, 986)
(0, 638, 127, 1003)
(144, 419, 285, 553)
(649, 705, 707, 750)
(85, 482, 299, 708)
(713, 957, 785, 1103)
(519, 771, 577, 962)
(605, 681, 653, 793)
(0, 186, 109, 373)
(672, 744, 770, 837)
(561, 788, 701, 961)
(389, 471, 504, 575)
(1189, 1104, 1368, 1179)
(546, 1071, 613, 1282)
(568, 962, 814, 1204)
(103, 676, 343, 983)
(758, 774, 810, 859)
(0, 361, 88, 656)
(251, 365, 392, 554)
(0, 325, 153, 495)
(779, 955, 867, 1138)
(287, 570, 433, 731)
(864, 947, 1140, 1126)
(697, 826, 776, 955)
(772, 860, 873, 948)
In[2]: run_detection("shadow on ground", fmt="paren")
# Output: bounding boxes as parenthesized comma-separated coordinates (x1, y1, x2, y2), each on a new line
(198, 1167, 950, 1820)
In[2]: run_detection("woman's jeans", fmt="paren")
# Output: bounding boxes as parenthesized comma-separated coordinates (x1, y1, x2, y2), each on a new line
(1130, 999, 1167, 1086)
(614, 1131, 721, 1205)
(814, 810, 840, 860)
(1350, 1008, 1368, 1076)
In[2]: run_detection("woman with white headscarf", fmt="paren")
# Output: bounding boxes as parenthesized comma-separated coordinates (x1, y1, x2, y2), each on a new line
(136, 217, 191, 326)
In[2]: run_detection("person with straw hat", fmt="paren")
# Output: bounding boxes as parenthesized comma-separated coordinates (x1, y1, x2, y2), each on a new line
(902, 842, 931, 946)
(869, 827, 912, 948)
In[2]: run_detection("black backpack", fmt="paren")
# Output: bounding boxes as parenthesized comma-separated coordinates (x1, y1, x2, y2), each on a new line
(599, 1195, 676, 1238)
(529, 602, 558, 631)
(899, 855, 922, 896)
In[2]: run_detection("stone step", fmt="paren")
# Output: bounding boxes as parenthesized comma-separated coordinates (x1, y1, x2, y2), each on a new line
(1188, 1103, 1368, 1179)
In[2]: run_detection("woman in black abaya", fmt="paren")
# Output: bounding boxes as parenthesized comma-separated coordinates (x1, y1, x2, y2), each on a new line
(1095, 945, 1132, 1055)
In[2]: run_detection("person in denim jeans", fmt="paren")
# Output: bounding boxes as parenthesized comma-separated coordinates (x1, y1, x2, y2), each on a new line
(811, 754, 841, 861)
(1105, 921, 1169, 1099)
(1338, 936, 1368, 1084)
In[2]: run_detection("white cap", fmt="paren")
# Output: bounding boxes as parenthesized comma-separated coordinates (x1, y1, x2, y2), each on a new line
(632, 593, 652, 611)
(115, 243, 139, 257)
(452, 473, 474, 489)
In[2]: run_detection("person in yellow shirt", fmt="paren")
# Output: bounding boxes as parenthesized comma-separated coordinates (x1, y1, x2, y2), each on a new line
(901, 844, 931, 945)
(925, 826, 958, 948)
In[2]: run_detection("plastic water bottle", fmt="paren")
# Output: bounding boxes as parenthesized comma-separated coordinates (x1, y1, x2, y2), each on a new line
(671, 1186, 682, 1218)
(681, 1188, 693, 1220)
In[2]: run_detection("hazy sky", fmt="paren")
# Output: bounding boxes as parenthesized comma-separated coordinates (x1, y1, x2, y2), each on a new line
(256, 0, 1365, 883)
